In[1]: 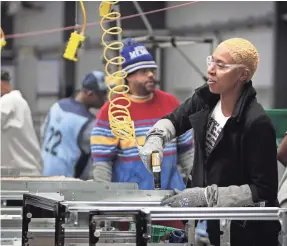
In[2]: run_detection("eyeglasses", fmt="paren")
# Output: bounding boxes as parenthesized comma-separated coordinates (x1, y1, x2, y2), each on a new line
(137, 68, 157, 74)
(206, 55, 245, 70)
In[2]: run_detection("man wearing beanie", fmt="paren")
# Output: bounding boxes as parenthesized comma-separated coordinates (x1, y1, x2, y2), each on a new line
(1, 70, 43, 176)
(92, 38, 193, 188)
(140, 38, 280, 246)
(91, 39, 194, 227)
(41, 71, 107, 180)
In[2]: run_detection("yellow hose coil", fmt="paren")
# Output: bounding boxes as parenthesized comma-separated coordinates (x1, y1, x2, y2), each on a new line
(79, 0, 87, 34)
(99, 2, 136, 141)
(1, 27, 7, 51)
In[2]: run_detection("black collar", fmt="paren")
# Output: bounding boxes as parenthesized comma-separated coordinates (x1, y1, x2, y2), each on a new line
(195, 81, 257, 122)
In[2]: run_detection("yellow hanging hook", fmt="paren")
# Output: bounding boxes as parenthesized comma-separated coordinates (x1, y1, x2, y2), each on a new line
(63, 0, 87, 62)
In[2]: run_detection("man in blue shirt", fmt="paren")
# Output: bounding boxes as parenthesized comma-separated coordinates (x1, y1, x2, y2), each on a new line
(41, 71, 107, 180)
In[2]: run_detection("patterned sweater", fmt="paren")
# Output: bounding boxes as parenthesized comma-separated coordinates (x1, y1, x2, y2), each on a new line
(91, 89, 193, 190)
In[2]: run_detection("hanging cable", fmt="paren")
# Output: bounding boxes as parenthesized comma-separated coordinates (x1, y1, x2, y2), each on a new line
(74, 1, 79, 31)
(99, 1, 136, 141)
(79, 0, 87, 34)
(63, 0, 87, 62)
(5, 2, 198, 40)
(1, 27, 7, 51)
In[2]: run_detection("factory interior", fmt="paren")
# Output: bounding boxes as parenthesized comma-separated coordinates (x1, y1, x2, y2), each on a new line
(1, 1, 287, 246)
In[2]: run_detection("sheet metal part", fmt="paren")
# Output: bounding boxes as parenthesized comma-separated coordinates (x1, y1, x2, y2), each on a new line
(0, 179, 139, 204)
(61, 189, 174, 203)
(1, 179, 138, 192)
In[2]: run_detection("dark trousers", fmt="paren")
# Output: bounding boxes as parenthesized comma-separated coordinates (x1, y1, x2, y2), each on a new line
(207, 220, 281, 246)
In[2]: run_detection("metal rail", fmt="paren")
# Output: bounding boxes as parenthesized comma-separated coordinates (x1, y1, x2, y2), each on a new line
(1, 228, 135, 239)
(1, 207, 22, 215)
(63, 201, 161, 207)
(1, 190, 28, 201)
(68, 206, 282, 221)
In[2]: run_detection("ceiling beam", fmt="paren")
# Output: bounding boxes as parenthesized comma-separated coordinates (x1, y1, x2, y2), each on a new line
(169, 12, 274, 36)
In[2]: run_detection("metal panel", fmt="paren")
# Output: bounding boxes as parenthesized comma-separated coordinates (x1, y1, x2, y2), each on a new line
(1, 180, 138, 192)
(274, 1, 287, 108)
(61, 189, 172, 203)
(26, 181, 138, 192)
(1, 180, 28, 190)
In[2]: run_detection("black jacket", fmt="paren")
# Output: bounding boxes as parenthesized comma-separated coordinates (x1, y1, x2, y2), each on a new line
(163, 82, 280, 246)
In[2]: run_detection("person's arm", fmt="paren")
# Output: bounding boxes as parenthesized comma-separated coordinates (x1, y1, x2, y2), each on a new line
(278, 133, 287, 167)
(209, 116, 278, 207)
(177, 129, 194, 184)
(40, 113, 50, 143)
(79, 120, 95, 155)
(162, 93, 199, 138)
(207, 116, 278, 207)
(0, 95, 14, 129)
(147, 93, 200, 145)
(139, 94, 199, 172)
(74, 120, 95, 179)
(162, 116, 279, 208)
(243, 116, 278, 205)
(90, 104, 119, 182)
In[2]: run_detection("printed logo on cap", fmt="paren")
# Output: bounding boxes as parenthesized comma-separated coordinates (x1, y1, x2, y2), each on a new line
(129, 46, 149, 59)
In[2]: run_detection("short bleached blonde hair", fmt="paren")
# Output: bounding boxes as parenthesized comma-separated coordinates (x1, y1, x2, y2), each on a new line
(218, 38, 259, 80)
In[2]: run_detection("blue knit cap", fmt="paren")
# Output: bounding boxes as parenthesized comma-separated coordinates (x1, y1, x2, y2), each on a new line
(82, 71, 107, 93)
(121, 38, 158, 74)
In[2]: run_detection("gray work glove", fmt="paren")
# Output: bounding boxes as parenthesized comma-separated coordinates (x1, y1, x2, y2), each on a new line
(138, 119, 176, 172)
(160, 187, 207, 207)
(161, 184, 253, 208)
(138, 135, 163, 173)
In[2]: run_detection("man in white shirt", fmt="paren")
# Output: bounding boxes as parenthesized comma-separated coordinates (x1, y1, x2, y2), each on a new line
(1, 70, 42, 176)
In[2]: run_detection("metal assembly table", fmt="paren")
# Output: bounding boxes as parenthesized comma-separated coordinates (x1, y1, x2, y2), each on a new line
(20, 190, 287, 246)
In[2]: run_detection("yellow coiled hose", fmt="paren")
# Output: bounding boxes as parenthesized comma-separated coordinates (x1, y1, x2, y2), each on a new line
(1, 27, 7, 51)
(79, 0, 87, 34)
(99, 2, 136, 141)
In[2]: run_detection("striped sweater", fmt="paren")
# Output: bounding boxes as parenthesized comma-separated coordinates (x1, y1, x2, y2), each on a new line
(91, 89, 193, 190)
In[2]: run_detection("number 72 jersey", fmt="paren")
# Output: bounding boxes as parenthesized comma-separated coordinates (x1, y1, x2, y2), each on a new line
(41, 98, 94, 178)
